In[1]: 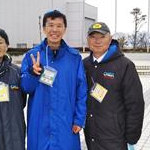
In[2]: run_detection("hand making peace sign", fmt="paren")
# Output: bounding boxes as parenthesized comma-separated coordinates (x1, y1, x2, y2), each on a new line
(30, 52, 42, 75)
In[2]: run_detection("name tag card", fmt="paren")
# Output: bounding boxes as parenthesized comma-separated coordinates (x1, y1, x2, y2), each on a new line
(90, 83, 108, 103)
(39, 66, 57, 87)
(0, 82, 9, 102)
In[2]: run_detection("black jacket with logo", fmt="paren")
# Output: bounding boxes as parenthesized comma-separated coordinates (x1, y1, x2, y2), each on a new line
(84, 40, 145, 150)
(0, 55, 26, 150)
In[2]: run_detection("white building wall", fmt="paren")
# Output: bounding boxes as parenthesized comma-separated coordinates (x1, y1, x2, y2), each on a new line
(84, 3, 98, 46)
(66, 2, 84, 47)
(0, 0, 53, 48)
(0, 0, 97, 48)
(66, 2, 97, 47)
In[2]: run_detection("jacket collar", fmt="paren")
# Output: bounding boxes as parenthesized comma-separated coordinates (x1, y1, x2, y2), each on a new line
(89, 39, 124, 64)
(0, 55, 11, 77)
(40, 38, 69, 60)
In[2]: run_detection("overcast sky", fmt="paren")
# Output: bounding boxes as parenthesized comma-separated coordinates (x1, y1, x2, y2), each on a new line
(85, 0, 149, 34)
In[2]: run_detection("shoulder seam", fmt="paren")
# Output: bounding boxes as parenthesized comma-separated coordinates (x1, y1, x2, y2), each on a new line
(67, 47, 79, 55)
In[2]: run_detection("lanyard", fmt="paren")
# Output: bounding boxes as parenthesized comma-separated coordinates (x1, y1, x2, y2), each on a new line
(46, 45, 49, 67)
(40, 45, 58, 87)
(91, 77, 95, 85)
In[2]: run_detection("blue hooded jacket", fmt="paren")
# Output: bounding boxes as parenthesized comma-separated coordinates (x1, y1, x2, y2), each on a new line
(21, 39, 87, 150)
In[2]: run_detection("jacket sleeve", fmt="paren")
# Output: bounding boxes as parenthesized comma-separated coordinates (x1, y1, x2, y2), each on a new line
(13, 64, 27, 108)
(122, 61, 145, 144)
(73, 56, 87, 128)
(21, 52, 40, 94)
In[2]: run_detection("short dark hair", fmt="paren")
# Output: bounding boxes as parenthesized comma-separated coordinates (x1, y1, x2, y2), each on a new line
(43, 10, 67, 27)
(0, 29, 9, 45)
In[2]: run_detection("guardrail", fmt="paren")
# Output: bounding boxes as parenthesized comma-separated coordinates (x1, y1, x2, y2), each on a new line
(136, 66, 150, 75)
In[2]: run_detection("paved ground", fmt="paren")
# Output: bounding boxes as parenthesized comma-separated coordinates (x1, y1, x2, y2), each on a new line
(80, 76, 150, 150)
(80, 53, 150, 150)
(135, 77, 150, 150)
(12, 53, 150, 150)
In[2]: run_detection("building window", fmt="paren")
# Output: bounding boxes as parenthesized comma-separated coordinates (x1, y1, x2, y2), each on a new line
(16, 43, 27, 48)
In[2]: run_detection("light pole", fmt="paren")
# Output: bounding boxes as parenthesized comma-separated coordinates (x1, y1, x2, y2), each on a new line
(82, 0, 85, 52)
(38, 16, 42, 42)
(115, 0, 117, 34)
(147, 0, 150, 53)
(51, 0, 53, 9)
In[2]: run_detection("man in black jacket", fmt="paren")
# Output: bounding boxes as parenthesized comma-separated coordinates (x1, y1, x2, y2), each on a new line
(84, 22, 145, 150)
(0, 29, 26, 150)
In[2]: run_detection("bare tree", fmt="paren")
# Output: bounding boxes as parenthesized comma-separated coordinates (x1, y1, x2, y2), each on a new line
(128, 32, 150, 50)
(130, 8, 146, 50)
(137, 32, 147, 48)
(113, 32, 128, 48)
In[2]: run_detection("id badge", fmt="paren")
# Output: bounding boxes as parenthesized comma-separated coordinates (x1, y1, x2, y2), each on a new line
(39, 66, 57, 86)
(0, 82, 9, 102)
(90, 83, 108, 103)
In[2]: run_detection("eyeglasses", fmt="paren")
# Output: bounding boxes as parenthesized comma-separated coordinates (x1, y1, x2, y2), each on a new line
(45, 23, 64, 29)
(89, 34, 110, 41)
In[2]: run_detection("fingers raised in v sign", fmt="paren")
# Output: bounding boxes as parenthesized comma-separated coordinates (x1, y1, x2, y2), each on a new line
(30, 52, 42, 75)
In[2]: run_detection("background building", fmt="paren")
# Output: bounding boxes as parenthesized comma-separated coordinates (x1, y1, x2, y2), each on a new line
(0, 0, 97, 48)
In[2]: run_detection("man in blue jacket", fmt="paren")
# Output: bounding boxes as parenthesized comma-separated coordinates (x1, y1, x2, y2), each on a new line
(21, 10, 87, 150)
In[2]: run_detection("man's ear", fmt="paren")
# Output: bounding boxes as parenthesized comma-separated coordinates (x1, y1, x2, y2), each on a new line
(109, 35, 112, 44)
(5, 45, 8, 52)
(43, 27, 46, 35)
(110, 35, 112, 40)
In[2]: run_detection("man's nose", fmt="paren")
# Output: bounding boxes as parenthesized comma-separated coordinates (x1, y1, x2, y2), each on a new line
(50, 26, 56, 32)
(95, 38, 102, 43)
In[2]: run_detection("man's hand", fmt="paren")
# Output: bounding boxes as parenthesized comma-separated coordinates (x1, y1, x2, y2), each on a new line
(72, 125, 81, 134)
(30, 52, 42, 75)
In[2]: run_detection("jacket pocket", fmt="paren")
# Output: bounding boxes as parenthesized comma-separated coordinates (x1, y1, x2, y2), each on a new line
(94, 112, 125, 140)
(113, 113, 125, 136)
